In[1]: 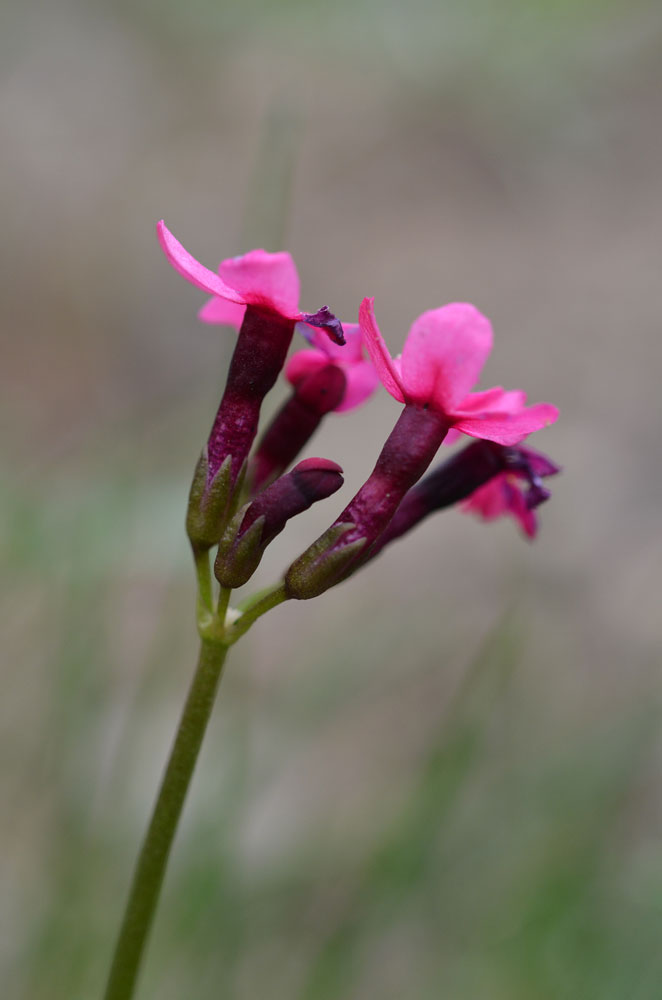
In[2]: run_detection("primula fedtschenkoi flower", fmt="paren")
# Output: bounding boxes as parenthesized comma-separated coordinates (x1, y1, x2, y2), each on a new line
(215, 458, 344, 588)
(367, 441, 560, 561)
(248, 324, 379, 492)
(461, 444, 560, 538)
(249, 364, 347, 492)
(286, 300, 560, 599)
(158, 222, 345, 342)
(360, 298, 559, 445)
(286, 323, 379, 413)
(157, 222, 344, 515)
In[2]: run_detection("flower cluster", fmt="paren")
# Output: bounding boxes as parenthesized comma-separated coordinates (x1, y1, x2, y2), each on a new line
(158, 221, 559, 620)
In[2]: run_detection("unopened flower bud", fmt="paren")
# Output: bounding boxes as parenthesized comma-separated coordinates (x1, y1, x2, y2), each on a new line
(185, 452, 234, 552)
(283, 523, 367, 600)
(214, 458, 344, 589)
(249, 364, 347, 491)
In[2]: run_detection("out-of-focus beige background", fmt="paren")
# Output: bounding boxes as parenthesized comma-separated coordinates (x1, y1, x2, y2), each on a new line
(3, 1, 662, 997)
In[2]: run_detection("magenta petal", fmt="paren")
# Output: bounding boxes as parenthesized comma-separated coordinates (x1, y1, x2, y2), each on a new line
(463, 478, 507, 519)
(455, 386, 526, 413)
(400, 303, 493, 411)
(521, 508, 538, 538)
(285, 349, 328, 386)
(304, 322, 362, 362)
(198, 297, 247, 327)
(218, 249, 300, 317)
(336, 323, 363, 361)
(157, 221, 245, 303)
(463, 476, 538, 538)
(359, 298, 405, 403)
(334, 360, 380, 413)
(507, 483, 538, 537)
(451, 402, 559, 445)
(287, 323, 379, 413)
(443, 428, 463, 446)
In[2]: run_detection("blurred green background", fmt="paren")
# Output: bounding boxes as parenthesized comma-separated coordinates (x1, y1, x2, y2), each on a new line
(2, 0, 662, 997)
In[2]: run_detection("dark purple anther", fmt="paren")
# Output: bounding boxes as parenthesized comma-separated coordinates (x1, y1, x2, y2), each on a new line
(285, 404, 449, 599)
(525, 482, 552, 509)
(300, 307, 345, 346)
(249, 364, 347, 492)
(215, 458, 344, 589)
(502, 446, 559, 509)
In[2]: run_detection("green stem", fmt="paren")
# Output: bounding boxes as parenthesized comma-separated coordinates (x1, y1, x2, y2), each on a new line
(226, 581, 288, 644)
(216, 585, 232, 626)
(193, 546, 213, 617)
(102, 638, 229, 1000)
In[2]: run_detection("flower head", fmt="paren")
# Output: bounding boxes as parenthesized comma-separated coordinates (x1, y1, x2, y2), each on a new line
(359, 298, 558, 444)
(157, 221, 347, 489)
(462, 445, 560, 537)
(157, 221, 344, 344)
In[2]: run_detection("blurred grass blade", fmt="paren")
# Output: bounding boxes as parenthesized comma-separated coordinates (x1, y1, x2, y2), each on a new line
(241, 102, 302, 253)
(297, 614, 521, 1000)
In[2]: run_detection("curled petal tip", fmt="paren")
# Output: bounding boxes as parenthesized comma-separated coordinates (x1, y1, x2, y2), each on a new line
(156, 220, 244, 302)
(359, 297, 405, 404)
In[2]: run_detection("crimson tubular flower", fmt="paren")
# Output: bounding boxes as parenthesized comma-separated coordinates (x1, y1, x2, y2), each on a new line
(248, 323, 380, 491)
(285, 299, 559, 599)
(158, 222, 345, 546)
(365, 440, 560, 562)
(286, 323, 379, 413)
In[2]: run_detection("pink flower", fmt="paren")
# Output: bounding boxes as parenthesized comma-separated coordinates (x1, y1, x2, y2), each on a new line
(249, 363, 348, 492)
(359, 298, 558, 445)
(157, 221, 344, 343)
(285, 324, 379, 413)
(157, 221, 346, 489)
(462, 445, 560, 538)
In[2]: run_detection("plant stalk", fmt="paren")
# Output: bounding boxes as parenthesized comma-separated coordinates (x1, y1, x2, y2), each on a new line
(102, 637, 229, 1000)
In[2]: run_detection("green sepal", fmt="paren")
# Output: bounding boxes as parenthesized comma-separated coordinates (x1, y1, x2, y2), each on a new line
(285, 523, 367, 600)
(226, 460, 248, 520)
(186, 451, 233, 551)
(214, 513, 266, 589)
